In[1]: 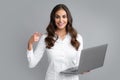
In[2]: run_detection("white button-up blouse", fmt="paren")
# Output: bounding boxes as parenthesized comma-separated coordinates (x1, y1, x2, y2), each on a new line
(27, 33, 83, 80)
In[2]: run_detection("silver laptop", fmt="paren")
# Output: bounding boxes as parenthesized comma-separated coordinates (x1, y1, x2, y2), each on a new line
(60, 44, 108, 74)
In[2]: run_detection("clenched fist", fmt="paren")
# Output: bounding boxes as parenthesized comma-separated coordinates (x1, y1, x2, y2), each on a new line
(27, 32, 42, 50)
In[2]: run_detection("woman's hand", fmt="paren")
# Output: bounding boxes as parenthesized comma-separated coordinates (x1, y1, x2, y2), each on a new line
(80, 70, 90, 75)
(27, 32, 42, 50)
(29, 32, 42, 44)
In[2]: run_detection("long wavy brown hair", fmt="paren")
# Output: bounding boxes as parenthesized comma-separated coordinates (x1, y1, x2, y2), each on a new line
(45, 4, 80, 50)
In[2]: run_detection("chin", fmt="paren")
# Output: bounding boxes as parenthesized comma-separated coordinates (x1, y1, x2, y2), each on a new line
(57, 26, 66, 30)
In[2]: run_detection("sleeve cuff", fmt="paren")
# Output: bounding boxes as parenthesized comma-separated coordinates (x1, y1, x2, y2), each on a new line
(27, 49, 33, 54)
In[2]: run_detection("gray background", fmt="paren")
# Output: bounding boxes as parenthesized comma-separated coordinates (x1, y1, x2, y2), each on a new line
(0, 0, 120, 80)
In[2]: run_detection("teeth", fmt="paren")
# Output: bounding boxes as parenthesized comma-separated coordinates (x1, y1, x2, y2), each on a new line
(58, 23, 64, 26)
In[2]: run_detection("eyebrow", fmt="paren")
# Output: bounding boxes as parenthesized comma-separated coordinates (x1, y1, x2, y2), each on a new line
(55, 14, 67, 16)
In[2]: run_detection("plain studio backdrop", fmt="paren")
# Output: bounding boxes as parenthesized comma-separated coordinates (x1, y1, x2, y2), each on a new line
(0, 0, 120, 80)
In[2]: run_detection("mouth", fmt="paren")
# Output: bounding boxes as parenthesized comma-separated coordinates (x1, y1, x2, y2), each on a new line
(57, 23, 65, 27)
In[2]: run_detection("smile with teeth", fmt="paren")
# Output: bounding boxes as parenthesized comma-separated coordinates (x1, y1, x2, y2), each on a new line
(57, 23, 65, 26)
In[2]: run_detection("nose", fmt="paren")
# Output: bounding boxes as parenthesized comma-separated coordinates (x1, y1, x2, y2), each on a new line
(59, 17, 62, 22)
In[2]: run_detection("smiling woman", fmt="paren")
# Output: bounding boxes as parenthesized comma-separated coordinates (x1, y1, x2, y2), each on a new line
(27, 4, 83, 80)
(55, 9, 68, 30)
(45, 4, 80, 50)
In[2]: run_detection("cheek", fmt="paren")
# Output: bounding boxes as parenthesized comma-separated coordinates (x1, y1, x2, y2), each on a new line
(55, 19, 59, 23)
(66, 19, 68, 23)
(64, 19, 68, 24)
(64, 18, 68, 22)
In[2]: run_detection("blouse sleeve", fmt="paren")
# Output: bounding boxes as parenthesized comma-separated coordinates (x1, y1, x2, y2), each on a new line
(26, 34, 46, 68)
(74, 34, 83, 67)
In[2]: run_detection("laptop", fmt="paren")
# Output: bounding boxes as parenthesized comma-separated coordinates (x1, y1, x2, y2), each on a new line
(60, 44, 108, 74)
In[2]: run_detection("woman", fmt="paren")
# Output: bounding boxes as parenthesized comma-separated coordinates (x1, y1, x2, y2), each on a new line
(27, 4, 84, 80)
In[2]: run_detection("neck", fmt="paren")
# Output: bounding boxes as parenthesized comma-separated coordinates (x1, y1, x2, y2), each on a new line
(55, 29, 67, 37)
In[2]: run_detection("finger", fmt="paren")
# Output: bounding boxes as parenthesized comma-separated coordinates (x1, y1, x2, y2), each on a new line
(33, 33, 39, 37)
(33, 36, 39, 42)
(34, 37, 39, 41)
(80, 71, 89, 74)
(34, 36, 40, 41)
(35, 32, 43, 37)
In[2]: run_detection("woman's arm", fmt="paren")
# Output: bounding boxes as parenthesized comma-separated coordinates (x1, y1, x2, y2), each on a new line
(27, 32, 46, 68)
(75, 34, 83, 66)
(76, 34, 90, 74)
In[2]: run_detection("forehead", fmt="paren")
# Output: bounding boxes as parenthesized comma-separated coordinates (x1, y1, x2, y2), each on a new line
(55, 9, 67, 15)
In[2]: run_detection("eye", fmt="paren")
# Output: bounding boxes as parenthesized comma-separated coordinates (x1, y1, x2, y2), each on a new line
(62, 15, 67, 18)
(55, 15, 60, 19)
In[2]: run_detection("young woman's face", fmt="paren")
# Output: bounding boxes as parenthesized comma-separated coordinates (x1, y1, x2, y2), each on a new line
(55, 9, 68, 30)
